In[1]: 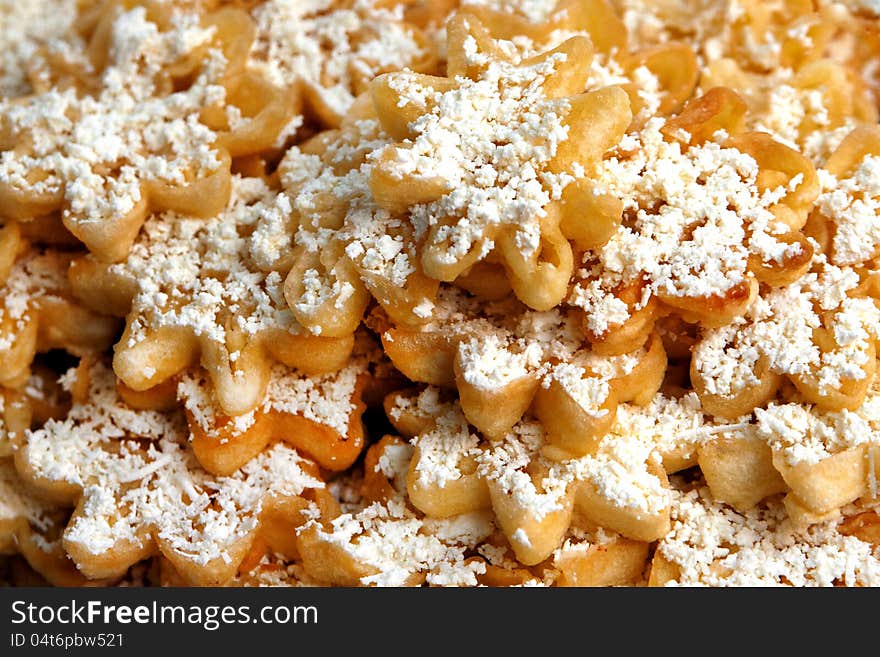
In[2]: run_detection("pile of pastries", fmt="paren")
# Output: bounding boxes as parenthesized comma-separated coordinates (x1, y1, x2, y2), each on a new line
(2, 0, 880, 587)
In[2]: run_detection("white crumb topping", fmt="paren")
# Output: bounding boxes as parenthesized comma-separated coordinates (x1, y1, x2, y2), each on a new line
(412, 299, 434, 318)
(574, 348, 642, 380)
(693, 255, 879, 399)
(303, 500, 491, 586)
(571, 117, 802, 333)
(401, 384, 681, 519)
(546, 363, 611, 418)
(251, 0, 427, 120)
(841, 0, 880, 15)
(236, 553, 303, 588)
(0, 250, 68, 350)
(756, 387, 880, 466)
(376, 25, 578, 273)
(21, 370, 63, 412)
(0, 0, 83, 98)
(737, 66, 842, 158)
(473, 411, 669, 517)
(572, 278, 631, 337)
(23, 361, 323, 563)
(476, 421, 571, 520)
(387, 386, 444, 423)
(280, 119, 425, 323)
(462, 0, 562, 23)
(178, 358, 362, 439)
(410, 397, 482, 488)
(327, 471, 366, 516)
(457, 334, 531, 390)
(0, 6, 224, 229)
(511, 527, 532, 549)
(817, 154, 880, 267)
(569, 433, 669, 514)
(63, 362, 179, 442)
(0, 458, 54, 531)
(477, 542, 521, 570)
(617, 0, 735, 53)
(659, 486, 880, 586)
(113, 176, 304, 354)
(418, 286, 633, 401)
(375, 442, 415, 494)
(716, 53, 866, 161)
(616, 392, 729, 461)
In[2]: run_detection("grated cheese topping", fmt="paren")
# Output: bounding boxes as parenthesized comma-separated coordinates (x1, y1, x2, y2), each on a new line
(0, 6, 226, 231)
(693, 255, 879, 400)
(816, 154, 880, 267)
(474, 412, 670, 516)
(279, 118, 426, 321)
(456, 334, 533, 390)
(2, 0, 880, 590)
(408, 394, 483, 489)
(401, 384, 742, 523)
(841, 0, 880, 15)
(112, 176, 304, 356)
(22, 361, 323, 563)
(462, 0, 563, 23)
(569, 428, 669, 515)
(0, 250, 68, 351)
(374, 23, 580, 273)
(0, 458, 55, 533)
(616, 391, 729, 464)
(658, 484, 880, 586)
(375, 441, 415, 496)
(571, 117, 804, 334)
(0, 0, 84, 99)
(177, 357, 364, 439)
(419, 287, 632, 416)
(303, 499, 492, 587)
(756, 379, 880, 466)
(250, 0, 429, 121)
(387, 386, 445, 424)
(546, 363, 611, 418)
(618, 0, 728, 52)
(709, 62, 861, 161)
